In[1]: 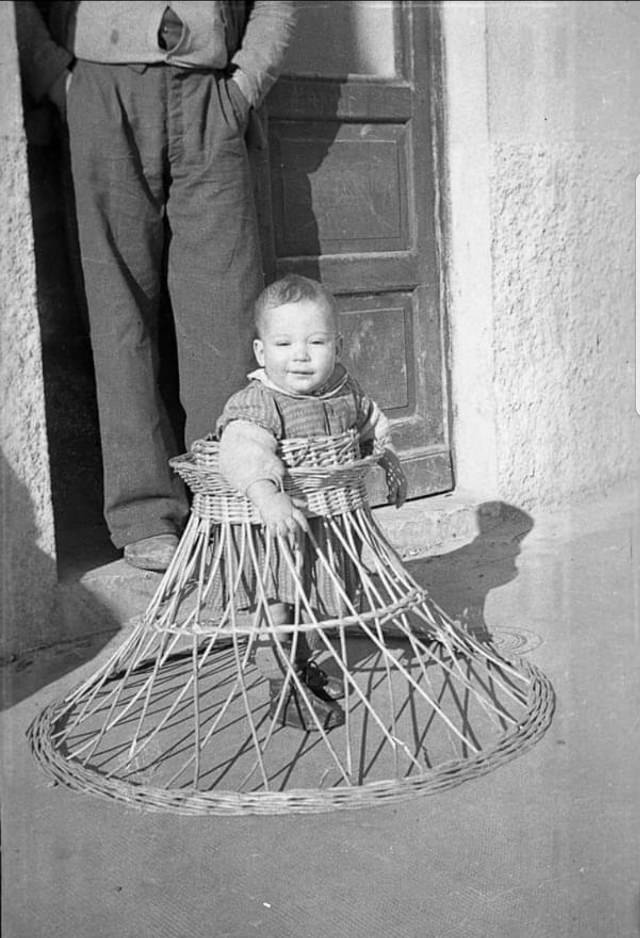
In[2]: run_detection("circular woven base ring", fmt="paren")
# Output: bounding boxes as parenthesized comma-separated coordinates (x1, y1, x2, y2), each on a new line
(28, 657, 554, 816)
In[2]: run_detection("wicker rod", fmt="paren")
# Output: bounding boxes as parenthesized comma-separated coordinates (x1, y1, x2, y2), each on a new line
(315, 513, 515, 733)
(287, 519, 480, 759)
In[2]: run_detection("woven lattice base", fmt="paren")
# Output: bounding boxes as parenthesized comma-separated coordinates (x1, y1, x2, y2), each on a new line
(28, 433, 555, 815)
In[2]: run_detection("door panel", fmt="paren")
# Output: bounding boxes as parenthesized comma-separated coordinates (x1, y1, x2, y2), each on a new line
(270, 121, 410, 255)
(261, 1, 452, 503)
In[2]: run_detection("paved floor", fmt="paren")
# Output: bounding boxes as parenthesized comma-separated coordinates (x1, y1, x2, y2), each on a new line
(2, 484, 639, 938)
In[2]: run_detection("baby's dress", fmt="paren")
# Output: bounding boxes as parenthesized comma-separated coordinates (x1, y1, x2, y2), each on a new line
(213, 365, 382, 620)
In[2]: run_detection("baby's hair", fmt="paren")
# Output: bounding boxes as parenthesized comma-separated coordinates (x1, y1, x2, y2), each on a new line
(254, 274, 337, 336)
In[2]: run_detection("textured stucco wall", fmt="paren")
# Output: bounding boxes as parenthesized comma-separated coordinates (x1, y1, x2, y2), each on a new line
(0, 3, 57, 658)
(486, 0, 640, 506)
(442, 0, 639, 508)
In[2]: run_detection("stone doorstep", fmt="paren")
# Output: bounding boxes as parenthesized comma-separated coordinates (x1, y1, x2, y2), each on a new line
(51, 490, 505, 644)
(375, 489, 514, 558)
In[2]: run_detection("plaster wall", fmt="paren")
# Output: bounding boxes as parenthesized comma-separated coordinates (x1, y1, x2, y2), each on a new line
(486, 0, 640, 506)
(0, 3, 57, 658)
(442, 0, 639, 508)
(438, 1, 499, 498)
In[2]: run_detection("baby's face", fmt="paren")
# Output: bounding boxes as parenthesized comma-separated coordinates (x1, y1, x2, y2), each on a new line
(254, 299, 341, 395)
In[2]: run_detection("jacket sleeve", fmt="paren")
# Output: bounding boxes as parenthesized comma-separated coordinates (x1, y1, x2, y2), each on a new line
(14, 1, 74, 103)
(219, 420, 286, 495)
(230, 1, 297, 108)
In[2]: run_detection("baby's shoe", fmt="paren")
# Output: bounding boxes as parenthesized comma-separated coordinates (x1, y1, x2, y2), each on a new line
(298, 659, 345, 700)
(268, 678, 345, 732)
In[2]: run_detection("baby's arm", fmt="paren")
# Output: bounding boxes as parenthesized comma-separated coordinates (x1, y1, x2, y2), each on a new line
(219, 420, 308, 537)
(358, 398, 408, 508)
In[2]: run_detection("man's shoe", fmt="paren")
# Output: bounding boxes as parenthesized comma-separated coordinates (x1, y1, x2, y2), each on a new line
(123, 534, 179, 572)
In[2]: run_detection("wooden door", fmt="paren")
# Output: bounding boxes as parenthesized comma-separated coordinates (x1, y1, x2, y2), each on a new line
(259, 0, 451, 503)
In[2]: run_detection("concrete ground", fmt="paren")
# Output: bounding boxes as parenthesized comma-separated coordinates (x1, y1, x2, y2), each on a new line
(2, 482, 639, 938)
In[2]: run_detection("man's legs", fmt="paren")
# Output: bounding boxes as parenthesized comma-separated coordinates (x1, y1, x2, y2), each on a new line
(66, 63, 189, 550)
(164, 69, 264, 443)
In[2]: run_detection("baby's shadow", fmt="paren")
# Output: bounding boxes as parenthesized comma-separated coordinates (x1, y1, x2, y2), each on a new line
(404, 501, 535, 644)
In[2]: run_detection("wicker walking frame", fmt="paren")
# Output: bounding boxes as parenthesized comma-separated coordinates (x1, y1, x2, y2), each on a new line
(29, 431, 554, 815)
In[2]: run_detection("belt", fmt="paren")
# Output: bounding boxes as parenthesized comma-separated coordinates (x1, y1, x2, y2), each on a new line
(158, 7, 183, 51)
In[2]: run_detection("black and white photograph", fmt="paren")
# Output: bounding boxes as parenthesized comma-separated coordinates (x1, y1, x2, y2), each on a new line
(1, 2, 638, 936)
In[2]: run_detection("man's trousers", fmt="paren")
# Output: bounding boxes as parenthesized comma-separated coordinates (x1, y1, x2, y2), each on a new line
(67, 62, 264, 548)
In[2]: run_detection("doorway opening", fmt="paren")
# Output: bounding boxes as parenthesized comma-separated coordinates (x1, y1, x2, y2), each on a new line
(25, 0, 452, 578)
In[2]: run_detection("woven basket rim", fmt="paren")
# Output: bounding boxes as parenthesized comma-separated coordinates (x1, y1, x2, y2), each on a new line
(28, 655, 554, 817)
(169, 430, 381, 485)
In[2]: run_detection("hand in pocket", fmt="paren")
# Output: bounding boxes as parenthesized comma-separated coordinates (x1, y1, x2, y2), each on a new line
(226, 77, 251, 132)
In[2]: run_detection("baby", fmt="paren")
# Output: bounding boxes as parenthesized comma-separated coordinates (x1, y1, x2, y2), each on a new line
(217, 273, 407, 727)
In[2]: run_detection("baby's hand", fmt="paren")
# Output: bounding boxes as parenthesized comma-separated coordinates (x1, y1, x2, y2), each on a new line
(246, 481, 309, 539)
(379, 449, 408, 508)
(259, 491, 308, 538)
